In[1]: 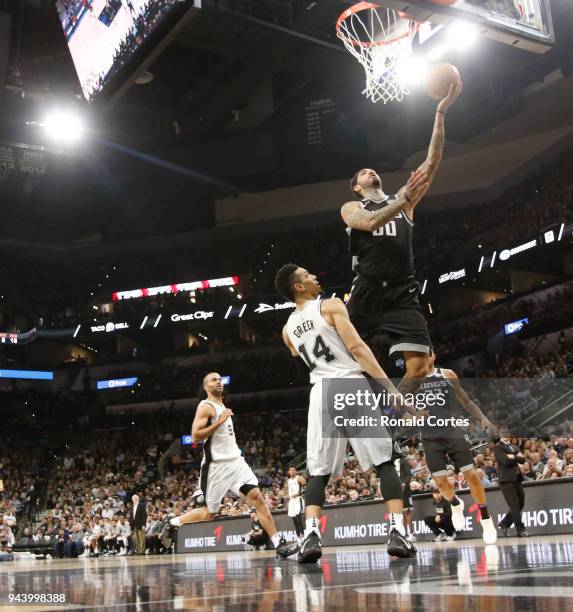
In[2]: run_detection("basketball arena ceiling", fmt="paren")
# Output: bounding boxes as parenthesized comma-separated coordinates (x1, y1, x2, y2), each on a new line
(0, 0, 572, 244)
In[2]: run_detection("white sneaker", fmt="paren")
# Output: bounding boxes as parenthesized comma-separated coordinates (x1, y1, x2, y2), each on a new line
(117, 550, 127, 556)
(451, 498, 466, 532)
(406, 533, 417, 543)
(481, 517, 498, 545)
(435, 533, 447, 542)
(484, 544, 500, 570)
(169, 517, 181, 527)
(444, 533, 457, 542)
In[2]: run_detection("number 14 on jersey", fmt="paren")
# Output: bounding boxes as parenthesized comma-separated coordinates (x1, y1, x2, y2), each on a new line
(298, 335, 335, 370)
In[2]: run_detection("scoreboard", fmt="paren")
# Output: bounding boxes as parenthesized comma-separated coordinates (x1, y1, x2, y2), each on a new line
(0, 332, 18, 345)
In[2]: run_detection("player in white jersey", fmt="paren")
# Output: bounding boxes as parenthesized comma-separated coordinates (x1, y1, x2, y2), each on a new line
(276, 264, 417, 563)
(285, 466, 306, 545)
(169, 372, 297, 558)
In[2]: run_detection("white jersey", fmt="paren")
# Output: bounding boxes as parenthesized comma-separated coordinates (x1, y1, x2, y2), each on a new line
(201, 400, 242, 463)
(286, 299, 362, 384)
(287, 476, 304, 517)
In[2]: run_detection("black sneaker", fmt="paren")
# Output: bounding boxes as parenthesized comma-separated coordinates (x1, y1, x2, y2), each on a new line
(298, 532, 322, 564)
(387, 529, 417, 558)
(275, 537, 299, 559)
(498, 523, 510, 538)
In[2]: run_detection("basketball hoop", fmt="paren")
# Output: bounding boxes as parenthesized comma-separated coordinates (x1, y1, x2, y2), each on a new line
(336, 2, 420, 104)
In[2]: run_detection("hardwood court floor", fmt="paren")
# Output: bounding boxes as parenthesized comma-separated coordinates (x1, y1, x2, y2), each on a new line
(1, 535, 573, 611)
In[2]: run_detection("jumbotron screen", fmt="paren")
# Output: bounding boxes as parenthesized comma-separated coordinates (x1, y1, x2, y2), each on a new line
(55, 0, 180, 101)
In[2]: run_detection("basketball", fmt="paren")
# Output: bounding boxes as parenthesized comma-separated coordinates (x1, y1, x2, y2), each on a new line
(425, 63, 461, 100)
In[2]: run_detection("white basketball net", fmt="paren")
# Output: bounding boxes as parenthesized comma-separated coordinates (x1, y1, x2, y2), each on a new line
(336, 2, 419, 104)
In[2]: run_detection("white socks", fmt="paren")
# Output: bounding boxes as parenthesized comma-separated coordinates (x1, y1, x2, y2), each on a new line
(271, 534, 281, 548)
(304, 517, 321, 538)
(391, 513, 406, 536)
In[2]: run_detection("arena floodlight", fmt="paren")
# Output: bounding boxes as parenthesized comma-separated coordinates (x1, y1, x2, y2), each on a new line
(42, 111, 85, 143)
(396, 56, 428, 88)
(427, 44, 448, 61)
(447, 21, 479, 51)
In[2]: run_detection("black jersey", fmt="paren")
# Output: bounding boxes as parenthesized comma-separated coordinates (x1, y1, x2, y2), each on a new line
(417, 368, 462, 439)
(348, 196, 415, 281)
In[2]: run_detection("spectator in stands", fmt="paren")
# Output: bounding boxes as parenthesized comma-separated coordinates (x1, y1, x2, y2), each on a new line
(519, 461, 535, 481)
(144, 513, 163, 555)
(542, 458, 562, 479)
(54, 527, 71, 558)
(530, 452, 545, 479)
(17, 527, 33, 547)
(0, 528, 14, 561)
(69, 524, 85, 557)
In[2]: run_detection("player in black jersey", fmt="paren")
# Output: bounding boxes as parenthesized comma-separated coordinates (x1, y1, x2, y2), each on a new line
(417, 353, 498, 545)
(341, 82, 462, 384)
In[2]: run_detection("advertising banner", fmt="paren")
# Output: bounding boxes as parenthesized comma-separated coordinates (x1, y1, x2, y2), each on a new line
(176, 479, 573, 553)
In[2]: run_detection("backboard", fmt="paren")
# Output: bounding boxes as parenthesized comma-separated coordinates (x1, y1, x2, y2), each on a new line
(381, 0, 554, 53)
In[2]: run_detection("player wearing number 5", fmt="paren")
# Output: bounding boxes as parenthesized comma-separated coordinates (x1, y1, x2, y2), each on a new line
(168, 373, 298, 559)
(276, 265, 417, 563)
(341, 82, 462, 387)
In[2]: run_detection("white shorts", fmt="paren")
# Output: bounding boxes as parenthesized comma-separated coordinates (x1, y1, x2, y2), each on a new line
(288, 497, 305, 518)
(200, 457, 259, 513)
(307, 380, 393, 476)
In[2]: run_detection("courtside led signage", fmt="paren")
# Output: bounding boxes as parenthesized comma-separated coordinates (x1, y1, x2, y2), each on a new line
(112, 276, 239, 301)
(171, 311, 215, 322)
(499, 239, 538, 261)
(254, 301, 296, 314)
(504, 318, 529, 335)
(97, 377, 138, 390)
(91, 322, 129, 333)
(438, 268, 466, 284)
(0, 369, 54, 380)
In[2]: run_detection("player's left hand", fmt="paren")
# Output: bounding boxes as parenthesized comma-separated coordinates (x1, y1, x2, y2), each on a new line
(437, 81, 463, 113)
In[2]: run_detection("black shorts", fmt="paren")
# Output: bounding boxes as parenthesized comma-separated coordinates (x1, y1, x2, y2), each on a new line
(422, 437, 475, 477)
(346, 275, 431, 356)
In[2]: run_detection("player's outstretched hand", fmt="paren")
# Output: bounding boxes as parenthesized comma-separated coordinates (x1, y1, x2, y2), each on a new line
(404, 168, 429, 202)
(218, 408, 234, 424)
(481, 419, 498, 436)
(437, 81, 463, 113)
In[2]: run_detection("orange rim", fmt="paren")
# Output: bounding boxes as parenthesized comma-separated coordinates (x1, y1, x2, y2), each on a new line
(336, 1, 419, 48)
